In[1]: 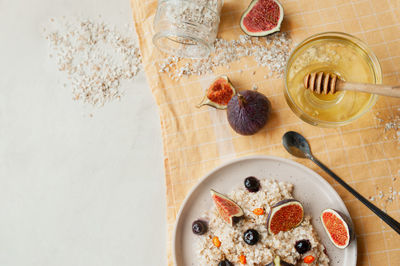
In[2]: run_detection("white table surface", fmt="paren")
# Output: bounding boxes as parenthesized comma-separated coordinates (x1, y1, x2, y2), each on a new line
(0, 0, 167, 265)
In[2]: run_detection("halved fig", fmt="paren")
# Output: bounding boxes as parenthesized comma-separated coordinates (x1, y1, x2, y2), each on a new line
(197, 76, 236, 109)
(266, 255, 294, 266)
(211, 189, 244, 226)
(267, 199, 304, 234)
(240, 0, 284, 37)
(321, 209, 354, 249)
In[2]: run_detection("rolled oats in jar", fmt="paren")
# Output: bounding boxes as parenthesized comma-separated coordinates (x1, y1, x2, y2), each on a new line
(153, 0, 224, 58)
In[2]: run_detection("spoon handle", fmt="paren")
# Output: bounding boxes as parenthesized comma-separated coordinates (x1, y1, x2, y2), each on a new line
(310, 156, 400, 235)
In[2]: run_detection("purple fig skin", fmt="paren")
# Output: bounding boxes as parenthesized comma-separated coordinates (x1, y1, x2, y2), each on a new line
(227, 90, 271, 135)
(267, 199, 304, 234)
(320, 208, 354, 249)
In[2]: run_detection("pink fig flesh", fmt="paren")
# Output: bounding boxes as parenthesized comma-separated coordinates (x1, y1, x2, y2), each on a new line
(267, 199, 304, 234)
(240, 0, 284, 36)
(211, 189, 244, 226)
(321, 209, 353, 249)
(197, 76, 236, 110)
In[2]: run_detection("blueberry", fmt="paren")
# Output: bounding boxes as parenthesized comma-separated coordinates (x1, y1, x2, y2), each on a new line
(295, 239, 311, 254)
(192, 220, 207, 235)
(244, 176, 260, 192)
(243, 229, 259, 245)
(218, 260, 233, 266)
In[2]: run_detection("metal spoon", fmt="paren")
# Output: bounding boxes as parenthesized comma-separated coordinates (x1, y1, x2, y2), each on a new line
(282, 131, 400, 234)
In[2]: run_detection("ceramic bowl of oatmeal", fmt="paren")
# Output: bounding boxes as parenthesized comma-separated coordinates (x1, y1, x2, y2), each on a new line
(173, 156, 357, 265)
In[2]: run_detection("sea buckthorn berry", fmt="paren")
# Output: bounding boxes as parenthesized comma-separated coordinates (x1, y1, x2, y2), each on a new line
(304, 255, 315, 264)
(212, 236, 221, 247)
(253, 208, 264, 215)
(239, 254, 246, 264)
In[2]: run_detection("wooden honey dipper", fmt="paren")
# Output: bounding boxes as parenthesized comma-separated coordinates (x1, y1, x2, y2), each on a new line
(304, 72, 400, 98)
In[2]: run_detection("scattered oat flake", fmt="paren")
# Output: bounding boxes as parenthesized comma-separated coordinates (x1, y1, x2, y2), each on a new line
(43, 17, 142, 107)
(158, 32, 292, 80)
(369, 196, 375, 201)
(375, 111, 400, 144)
(378, 191, 384, 199)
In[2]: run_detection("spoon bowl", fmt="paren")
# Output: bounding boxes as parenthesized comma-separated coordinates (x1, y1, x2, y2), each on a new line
(282, 131, 311, 159)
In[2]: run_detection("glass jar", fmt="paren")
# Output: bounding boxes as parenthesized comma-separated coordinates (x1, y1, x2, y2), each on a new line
(153, 0, 223, 59)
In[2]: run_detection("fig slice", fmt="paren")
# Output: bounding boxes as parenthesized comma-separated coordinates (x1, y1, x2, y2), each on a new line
(210, 189, 244, 226)
(266, 255, 294, 266)
(240, 0, 284, 37)
(321, 209, 354, 249)
(197, 75, 236, 110)
(267, 199, 304, 234)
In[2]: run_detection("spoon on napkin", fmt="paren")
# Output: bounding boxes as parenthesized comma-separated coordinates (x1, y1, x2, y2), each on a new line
(282, 131, 400, 234)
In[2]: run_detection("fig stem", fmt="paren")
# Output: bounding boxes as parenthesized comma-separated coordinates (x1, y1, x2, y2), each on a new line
(237, 93, 247, 107)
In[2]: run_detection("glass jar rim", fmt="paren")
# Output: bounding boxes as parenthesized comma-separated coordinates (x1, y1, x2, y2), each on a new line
(153, 30, 212, 58)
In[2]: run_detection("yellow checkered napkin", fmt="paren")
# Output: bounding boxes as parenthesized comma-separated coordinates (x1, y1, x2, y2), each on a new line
(130, 0, 400, 264)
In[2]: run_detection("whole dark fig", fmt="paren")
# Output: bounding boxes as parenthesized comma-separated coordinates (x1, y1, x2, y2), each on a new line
(227, 90, 271, 135)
